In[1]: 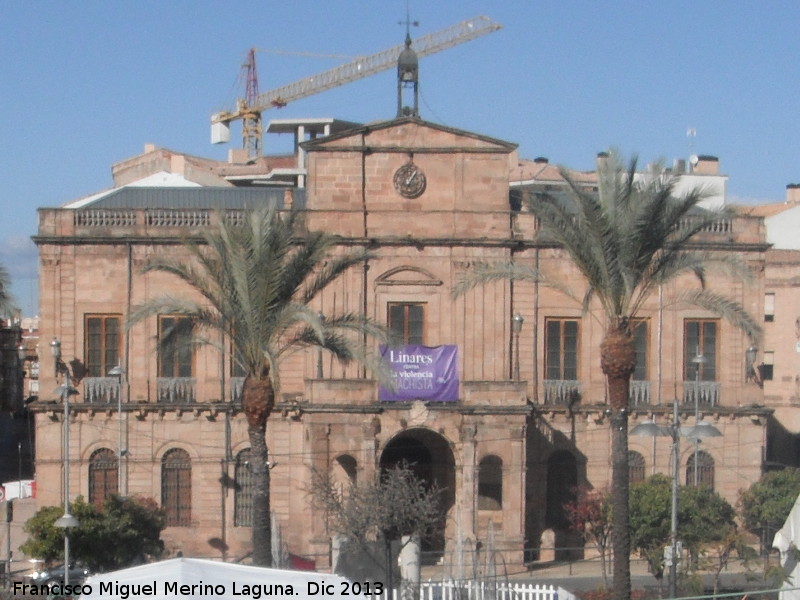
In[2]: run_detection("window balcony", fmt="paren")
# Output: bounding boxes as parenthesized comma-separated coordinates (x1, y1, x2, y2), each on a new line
(629, 380, 651, 406)
(156, 377, 196, 403)
(683, 381, 720, 408)
(542, 380, 581, 406)
(230, 377, 245, 404)
(83, 377, 120, 404)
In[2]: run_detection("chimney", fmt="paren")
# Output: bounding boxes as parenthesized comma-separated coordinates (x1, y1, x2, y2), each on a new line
(596, 151, 610, 170)
(170, 154, 186, 176)
(786, 184, 800, 204)
(144, 143, 156, 153)
(533, 157, 549, 164)
(693, 155, 719, 175)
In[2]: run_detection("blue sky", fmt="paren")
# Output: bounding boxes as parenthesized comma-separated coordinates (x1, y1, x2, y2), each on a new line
(2, 1, 800, 316)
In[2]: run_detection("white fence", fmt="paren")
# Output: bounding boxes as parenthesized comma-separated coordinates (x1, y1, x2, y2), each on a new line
(382, 581, 578, 600)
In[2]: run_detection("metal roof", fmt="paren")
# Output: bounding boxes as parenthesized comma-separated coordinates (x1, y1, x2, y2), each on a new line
(79, 186, 305, 210)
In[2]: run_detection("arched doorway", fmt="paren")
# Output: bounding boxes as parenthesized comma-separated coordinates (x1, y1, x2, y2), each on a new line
(379, 428, 455, 562)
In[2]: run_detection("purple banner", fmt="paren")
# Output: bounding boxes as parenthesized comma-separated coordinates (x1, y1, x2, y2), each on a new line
(378, 345, 459, 402)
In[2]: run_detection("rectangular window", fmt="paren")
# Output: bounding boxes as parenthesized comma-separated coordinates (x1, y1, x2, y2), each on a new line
(684, 319, 718, 381)
(545, 318, 579, 380)
(388, 303, 425, 345)
(85, 315, 121, 378)
(760, 351, 775, 381)
(632, 319, 648, 381)
(765, 293, 775, 322)
(158, 316, 193, 378)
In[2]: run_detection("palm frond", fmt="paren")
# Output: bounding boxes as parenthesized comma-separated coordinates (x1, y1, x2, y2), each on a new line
(667, 289, 762, 345)
(452, 261, 577, 303)
(130, 207, 387, 388)
(0, 263, 17, 317)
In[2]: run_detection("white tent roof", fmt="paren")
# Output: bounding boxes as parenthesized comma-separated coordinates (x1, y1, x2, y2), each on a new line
(774, 494, 800, 600)
(81, 558, 352, 600)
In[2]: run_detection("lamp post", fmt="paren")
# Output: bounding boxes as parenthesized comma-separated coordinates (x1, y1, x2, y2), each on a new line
(512, 313, 524, 381)
(50, 338, 79, 585)
(108, 364, 127, 496)
(690, 349, 708, 487)
(632, 402, 721, 597)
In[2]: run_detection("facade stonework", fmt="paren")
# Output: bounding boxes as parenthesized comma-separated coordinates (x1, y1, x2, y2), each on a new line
(31, 117, 775, 568)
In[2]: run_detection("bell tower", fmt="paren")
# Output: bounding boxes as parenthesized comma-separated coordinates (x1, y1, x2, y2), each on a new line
(396, 32, 419, 117)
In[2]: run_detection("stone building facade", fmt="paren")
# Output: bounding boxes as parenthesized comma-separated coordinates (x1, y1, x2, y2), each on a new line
(30, 116, 773, 570)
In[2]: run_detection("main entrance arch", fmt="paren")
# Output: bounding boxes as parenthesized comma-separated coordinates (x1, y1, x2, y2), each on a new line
(379, 428, 456, 561)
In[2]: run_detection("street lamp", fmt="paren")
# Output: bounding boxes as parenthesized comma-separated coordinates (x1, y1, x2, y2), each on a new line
(632, 401, 721, 597)
(690, 350, 708, 487)
(108, 364, 127, 496)
(51, 338, 79, 585)
(512, 313, 524, 381)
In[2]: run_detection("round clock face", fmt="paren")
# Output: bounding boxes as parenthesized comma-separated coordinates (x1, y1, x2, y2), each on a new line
(393, 163, 427, 199)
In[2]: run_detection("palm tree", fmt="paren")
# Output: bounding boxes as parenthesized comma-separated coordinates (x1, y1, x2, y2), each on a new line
(454, 152, 760, 600)
(0, 263, 16, 317)
(129, 206, 387, 566)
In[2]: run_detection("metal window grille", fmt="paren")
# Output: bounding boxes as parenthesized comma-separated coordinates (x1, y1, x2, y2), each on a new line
(88, 448, 118, 507)
(628, 451, 646, 484)
(162, 448, 191, 526)
(234, 449, 254, 527)
(686, 450, 715, 489)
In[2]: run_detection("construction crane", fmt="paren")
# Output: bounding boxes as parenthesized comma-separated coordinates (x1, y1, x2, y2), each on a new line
(211, 15, 502, 159)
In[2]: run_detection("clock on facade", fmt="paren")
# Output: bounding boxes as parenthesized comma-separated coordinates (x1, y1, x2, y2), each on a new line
(393, 162, 427, 199)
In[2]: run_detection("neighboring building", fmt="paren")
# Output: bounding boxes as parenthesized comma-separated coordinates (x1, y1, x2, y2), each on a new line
(737, 187, 800, 471)
(29, 54, 773, 569)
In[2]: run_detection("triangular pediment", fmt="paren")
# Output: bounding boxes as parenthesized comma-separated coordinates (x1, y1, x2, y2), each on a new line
(302, 117, 517, 154)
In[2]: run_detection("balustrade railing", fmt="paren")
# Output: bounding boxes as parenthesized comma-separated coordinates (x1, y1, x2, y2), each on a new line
(83, 377, 119, 404)
(542, 380, 581, 406)
(629, 380, 651, 406)
(156, 377, 196, 403)
(683, 380, 720, 407)
(230, 377, 245, 404)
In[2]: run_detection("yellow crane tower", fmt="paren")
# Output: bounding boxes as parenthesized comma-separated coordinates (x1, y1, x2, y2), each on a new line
(211, 16, 502, 159)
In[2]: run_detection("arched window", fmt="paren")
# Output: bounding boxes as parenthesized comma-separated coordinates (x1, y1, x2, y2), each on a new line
(88, 448, 118, 507)
(686, 450, 715, 489)
(628, 451, 646, 484)
(162, 448, 191, 526)
(234, 449, 253, 527)
(478, 455, 503, 510)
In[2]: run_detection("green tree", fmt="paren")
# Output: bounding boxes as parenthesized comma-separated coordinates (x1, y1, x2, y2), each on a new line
(740, 468, 800, 554)
(630, 475, 739, 586)
(630, 474, 672, 579)
(21, 496, 166, 571)
(679, 484, 737, 564)
(129, 206, 387, 566)
(455, 152, 760, 600)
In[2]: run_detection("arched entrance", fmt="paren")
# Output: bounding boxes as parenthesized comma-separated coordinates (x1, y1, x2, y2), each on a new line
(379, 428, 455, 562)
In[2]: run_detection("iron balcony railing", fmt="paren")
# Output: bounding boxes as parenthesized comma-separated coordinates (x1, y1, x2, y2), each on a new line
(156, 378, 196, 403)
(83, 377, 120, 404)
(542, 380, 581, 406)
(683, 380, 721, 407)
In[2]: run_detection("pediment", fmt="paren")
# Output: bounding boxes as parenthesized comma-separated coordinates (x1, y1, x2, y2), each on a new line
(375, 265, 443, 287)
(302, 117, 517, 154)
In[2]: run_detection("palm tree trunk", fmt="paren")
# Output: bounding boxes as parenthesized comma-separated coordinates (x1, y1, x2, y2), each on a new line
(601, 323, 636, 600)
(248, 423, 272, 566)
(243, 373, 276, 567)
